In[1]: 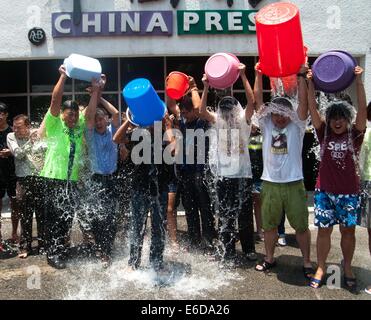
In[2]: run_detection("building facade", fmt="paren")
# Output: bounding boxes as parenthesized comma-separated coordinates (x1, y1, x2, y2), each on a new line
(0, 0, 370, 123)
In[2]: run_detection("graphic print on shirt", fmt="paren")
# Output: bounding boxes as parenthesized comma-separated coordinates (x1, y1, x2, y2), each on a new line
(271, 127, 288, 154)
(326, 138, 351, 169)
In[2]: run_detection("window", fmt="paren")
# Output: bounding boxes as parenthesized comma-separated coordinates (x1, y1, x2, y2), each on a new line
(30, 59, 72, 93)
(0, 61, 27, 94)
(0, 97, 28, 122)
(121, 57, 164, 90)
(166, 56, 208, 90)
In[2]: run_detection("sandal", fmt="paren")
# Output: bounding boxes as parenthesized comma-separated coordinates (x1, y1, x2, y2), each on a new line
(303, 266, 315, 280)
(255, 259, 276, 272)
(309, 276, 324, 289)
(343, 276, 358, 293)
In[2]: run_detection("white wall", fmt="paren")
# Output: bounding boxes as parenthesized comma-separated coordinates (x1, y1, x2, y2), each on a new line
(0, 0, 370, 98)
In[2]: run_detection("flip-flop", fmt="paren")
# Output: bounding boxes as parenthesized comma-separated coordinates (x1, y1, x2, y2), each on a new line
(309, 276, 323, 289)
(343, 276, 358, 293)
(303, 266, 315, 280)
(255, 259, 276, 272)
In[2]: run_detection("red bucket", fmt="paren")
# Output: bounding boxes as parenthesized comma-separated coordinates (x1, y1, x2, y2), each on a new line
(166, 71, 189, 100)
(255, 2, 306, 77)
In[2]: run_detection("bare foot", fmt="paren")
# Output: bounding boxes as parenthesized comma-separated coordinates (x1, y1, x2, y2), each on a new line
(18, 250, 29, 259)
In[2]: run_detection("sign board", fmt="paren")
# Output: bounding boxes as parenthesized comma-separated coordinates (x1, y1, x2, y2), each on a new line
(177, 10, 257, 35)
(52, 11, 173, 37)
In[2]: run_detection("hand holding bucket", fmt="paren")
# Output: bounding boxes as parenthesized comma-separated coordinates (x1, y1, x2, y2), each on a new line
(165, 72, 190, 100)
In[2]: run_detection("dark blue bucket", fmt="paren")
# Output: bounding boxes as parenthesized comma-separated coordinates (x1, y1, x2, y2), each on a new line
(122, 78, 166, 127)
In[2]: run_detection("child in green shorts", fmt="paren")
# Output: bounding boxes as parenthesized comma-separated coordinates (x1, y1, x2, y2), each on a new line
(253, 63, 314, 279)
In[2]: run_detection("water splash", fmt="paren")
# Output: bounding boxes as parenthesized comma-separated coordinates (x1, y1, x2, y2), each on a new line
(62, 243, 242, 300)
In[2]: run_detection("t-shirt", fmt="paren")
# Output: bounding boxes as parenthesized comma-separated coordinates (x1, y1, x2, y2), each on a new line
(259, 115, 306, 183)
(178, 117, 210, 174)
(86, 124, 118, 175)
(360, 123, 371, 181)
(210, 109, 252, 178)
(0, 126, 15, 181)
(315, 123, 364, 194)
(6, 130, 46, 177)
(128, 128, 170, 194)
(40, 110, 86, 182)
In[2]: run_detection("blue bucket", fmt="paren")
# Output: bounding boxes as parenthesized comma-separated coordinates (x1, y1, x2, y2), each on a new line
(122, 78, 166, 127)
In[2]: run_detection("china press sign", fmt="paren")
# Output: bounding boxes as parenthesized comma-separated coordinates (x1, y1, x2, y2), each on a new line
(52, 11, 173, 37)
(177, 10, 257, 35)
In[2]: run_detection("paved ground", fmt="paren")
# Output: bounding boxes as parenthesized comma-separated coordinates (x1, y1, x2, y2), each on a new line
(0, 193, 370, 300)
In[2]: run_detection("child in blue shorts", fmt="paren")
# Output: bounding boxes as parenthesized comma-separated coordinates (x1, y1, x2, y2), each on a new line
(307, 66, 367, 292)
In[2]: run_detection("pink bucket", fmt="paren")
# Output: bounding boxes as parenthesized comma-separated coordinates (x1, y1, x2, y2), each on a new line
(204, 53, 240, 89)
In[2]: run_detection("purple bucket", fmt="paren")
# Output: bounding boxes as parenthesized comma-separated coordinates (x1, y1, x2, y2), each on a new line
(312, 50, 357, 93)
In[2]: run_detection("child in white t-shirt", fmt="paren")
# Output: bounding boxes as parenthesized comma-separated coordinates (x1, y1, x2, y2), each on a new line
(254, 63, 314, 280)
(199, 63, 257, 265)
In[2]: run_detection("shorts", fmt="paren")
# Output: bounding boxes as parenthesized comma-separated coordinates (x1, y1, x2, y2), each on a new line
(168, 180, 178, 194)
(252, 180, 262, 194)
(261, 180, 308, 233)
(360, 181, 371, 229)
(314, 190, 361, 228)
(0, 176, 17, 199)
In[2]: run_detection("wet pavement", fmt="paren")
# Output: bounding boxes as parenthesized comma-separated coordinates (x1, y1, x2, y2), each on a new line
(1, 196, 370, 300)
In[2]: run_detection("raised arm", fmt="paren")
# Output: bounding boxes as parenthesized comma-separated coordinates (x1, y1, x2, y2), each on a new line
(49, 65, 68, 117)
(37, 116, 46, 139)
(307, 69, 323, 130)
(297, 64, 309, 121)
(100, 97, 120, 128)
(354, 66, 367, 132)
(85, 77, 103, 130)
(113, 119, 130, 145)
(188, 76, 201, 111)
(253, 62, 264, 112)
(199, 74, 216, 123)
(239, 63, 255, 122)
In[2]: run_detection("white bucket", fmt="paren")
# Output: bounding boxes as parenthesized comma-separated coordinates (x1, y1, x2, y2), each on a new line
(63, 54, 102, 82)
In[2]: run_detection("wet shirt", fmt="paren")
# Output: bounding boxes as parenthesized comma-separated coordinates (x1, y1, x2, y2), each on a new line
(178, 117, 209, 174)
(210, 110, 252, 178)
(0, 126, 15, 181)
(86, 124, 118, 175)
(6, 130, 46, 177)
(128, 128, 170, 195)
(315, 123, 364, 194)
(360, 123, 371, 181)
(259, 115, 306, 183)
(40, 110, 86, 182)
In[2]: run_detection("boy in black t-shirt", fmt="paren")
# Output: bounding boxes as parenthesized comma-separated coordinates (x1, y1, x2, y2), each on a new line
(0, 102, 19, 250)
